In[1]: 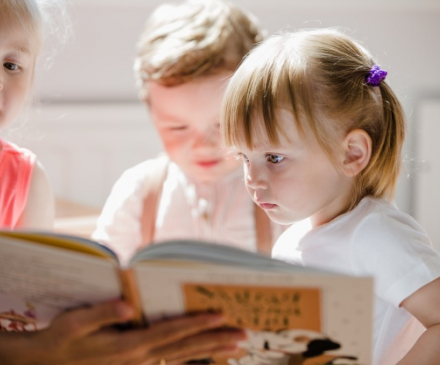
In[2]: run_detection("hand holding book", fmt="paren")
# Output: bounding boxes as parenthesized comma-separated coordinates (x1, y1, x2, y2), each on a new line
(0, 299, 245, 365)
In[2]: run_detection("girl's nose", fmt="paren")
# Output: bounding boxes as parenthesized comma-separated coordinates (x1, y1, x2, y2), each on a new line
(245, 165, 268, 190)
(194, 127, 218, 148)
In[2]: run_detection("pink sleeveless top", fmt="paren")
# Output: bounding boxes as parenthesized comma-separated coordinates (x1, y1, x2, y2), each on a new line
(0, 139, 36, 228)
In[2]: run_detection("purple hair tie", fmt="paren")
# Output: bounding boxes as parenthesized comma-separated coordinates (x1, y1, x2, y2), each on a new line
(366, 65, 387, 86)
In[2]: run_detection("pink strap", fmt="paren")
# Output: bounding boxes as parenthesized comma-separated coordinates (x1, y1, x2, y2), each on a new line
(254, 204, 273, 256)
(140, 155, 169, 246)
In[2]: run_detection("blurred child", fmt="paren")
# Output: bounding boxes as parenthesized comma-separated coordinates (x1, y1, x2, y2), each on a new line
(0, 0, 54, 229)
(93, 0, 285, 263)
(221, 28, 440, 365)
(0, 1, 245, 363)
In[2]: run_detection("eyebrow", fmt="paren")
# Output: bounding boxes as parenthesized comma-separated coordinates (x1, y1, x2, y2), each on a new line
(15, 44, 33, 55)
(155, 112, 184, 122)
(3, 45, 33, 60)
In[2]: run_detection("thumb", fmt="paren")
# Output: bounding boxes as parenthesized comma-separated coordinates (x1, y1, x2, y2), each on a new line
(50, 300, 134, 340)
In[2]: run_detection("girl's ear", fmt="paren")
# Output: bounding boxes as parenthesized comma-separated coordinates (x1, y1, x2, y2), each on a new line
(340, 129, 372, 177)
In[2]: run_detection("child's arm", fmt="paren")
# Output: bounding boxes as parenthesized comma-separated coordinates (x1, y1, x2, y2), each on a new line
(18, 161, 54, 229)
(398, 277, 440, 364)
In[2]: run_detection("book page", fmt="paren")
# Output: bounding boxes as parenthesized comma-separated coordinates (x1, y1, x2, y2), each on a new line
(0, 236, 121, 331)
(183, 284, 321, 331)
(134, 263, 372, 365)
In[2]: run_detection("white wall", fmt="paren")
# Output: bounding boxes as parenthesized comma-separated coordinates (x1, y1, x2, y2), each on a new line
(11, 103, 163, 208)
(22, 0, 440, 216)
(414, 99, 440, 252)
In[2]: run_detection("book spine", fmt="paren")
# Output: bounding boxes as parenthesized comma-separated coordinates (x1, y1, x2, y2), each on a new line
(118, 268, 145, 327)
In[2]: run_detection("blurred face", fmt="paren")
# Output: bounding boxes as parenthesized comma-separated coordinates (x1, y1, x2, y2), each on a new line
(148, 73, 240, 184)
(0, 16, 35, 130)
(235, 110, 353, 227)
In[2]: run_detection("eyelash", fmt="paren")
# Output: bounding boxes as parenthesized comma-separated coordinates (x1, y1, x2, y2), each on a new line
(235, 153, 284, 164)
(3, 62, 20, 71)
(235, 153, 249, 163)
(266, 154, 284, 163)
(169, 126, 188, 131)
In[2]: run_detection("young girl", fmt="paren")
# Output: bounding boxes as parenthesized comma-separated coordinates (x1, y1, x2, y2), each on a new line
(0, 1, 244, 363)
(93, 0, 284, 263)
(0, 0, 54, 229)
(221, 28, 440, 365)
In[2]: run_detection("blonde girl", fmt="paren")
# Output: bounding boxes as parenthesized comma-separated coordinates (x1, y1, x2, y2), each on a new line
(0, 0, 54, 228)
(221, 28, 440, 365)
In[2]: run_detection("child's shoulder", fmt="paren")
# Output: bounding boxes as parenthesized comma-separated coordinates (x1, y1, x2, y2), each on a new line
(0, 139, 36, 174)
(348, 198, 440, 307)
(119, 154, 170, 180)
(111, 154, 179, 198)
(354, 197, 424, 233)
(0, 139, 35, 160)
(349, 197, 432, 253)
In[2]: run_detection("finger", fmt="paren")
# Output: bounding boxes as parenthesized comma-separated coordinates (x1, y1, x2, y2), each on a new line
(167, 345, 241, 365)
(61, 313, 229, 362)
(51, 300, 134, 340)
(140, 313, 227, 349)
(142, 345, 240, 365)
(147, 328, 246, 365)
(148, 344, 242, 365)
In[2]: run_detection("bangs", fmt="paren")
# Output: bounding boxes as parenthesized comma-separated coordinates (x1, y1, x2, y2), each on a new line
(0, 0, 42, 53)
(221, 34, 315, 150)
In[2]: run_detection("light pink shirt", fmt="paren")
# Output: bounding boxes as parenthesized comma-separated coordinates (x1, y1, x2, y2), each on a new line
(93, 158, 285, 264)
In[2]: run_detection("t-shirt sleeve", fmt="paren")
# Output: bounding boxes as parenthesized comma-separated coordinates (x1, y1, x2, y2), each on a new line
(351, 210, 440, 307)
(92, 159, 159, 264)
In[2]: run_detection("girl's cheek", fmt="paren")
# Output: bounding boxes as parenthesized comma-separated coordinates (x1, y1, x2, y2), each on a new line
(162, 136, 189, 154)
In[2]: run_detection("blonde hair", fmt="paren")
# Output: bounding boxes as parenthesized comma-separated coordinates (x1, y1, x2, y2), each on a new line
(221, 28, 405, 210)
(134, 0, 266, 98)
(0, 0, 70, 59)
(0, 0, 43, 54)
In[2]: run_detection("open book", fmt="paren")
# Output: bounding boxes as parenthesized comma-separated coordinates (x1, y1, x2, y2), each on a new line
(0, 230, 373, 365)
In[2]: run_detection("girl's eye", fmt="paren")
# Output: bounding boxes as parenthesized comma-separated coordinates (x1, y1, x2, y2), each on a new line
(267, 154, 284, 163)
(4, 62, 19, 71)
(236, 153, 249, 164)
(169, 125, 188, 131)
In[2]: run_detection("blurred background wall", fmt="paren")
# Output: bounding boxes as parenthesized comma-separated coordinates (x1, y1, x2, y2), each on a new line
(6, 0, 440, 246)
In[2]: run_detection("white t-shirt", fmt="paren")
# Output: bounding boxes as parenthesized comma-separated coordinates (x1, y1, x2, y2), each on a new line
(93, 157, 284, 263)
(272, 197, 440, 365)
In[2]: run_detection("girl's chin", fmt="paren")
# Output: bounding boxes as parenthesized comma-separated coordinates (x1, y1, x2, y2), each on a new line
(188, 171, 223, 184)
(266, 211, 295, 225)
(194, 175, 225, 185)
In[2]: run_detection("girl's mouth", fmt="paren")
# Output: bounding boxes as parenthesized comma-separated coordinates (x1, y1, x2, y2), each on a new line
(259, 203, 277, 210)
(196, 160, 220, 168)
